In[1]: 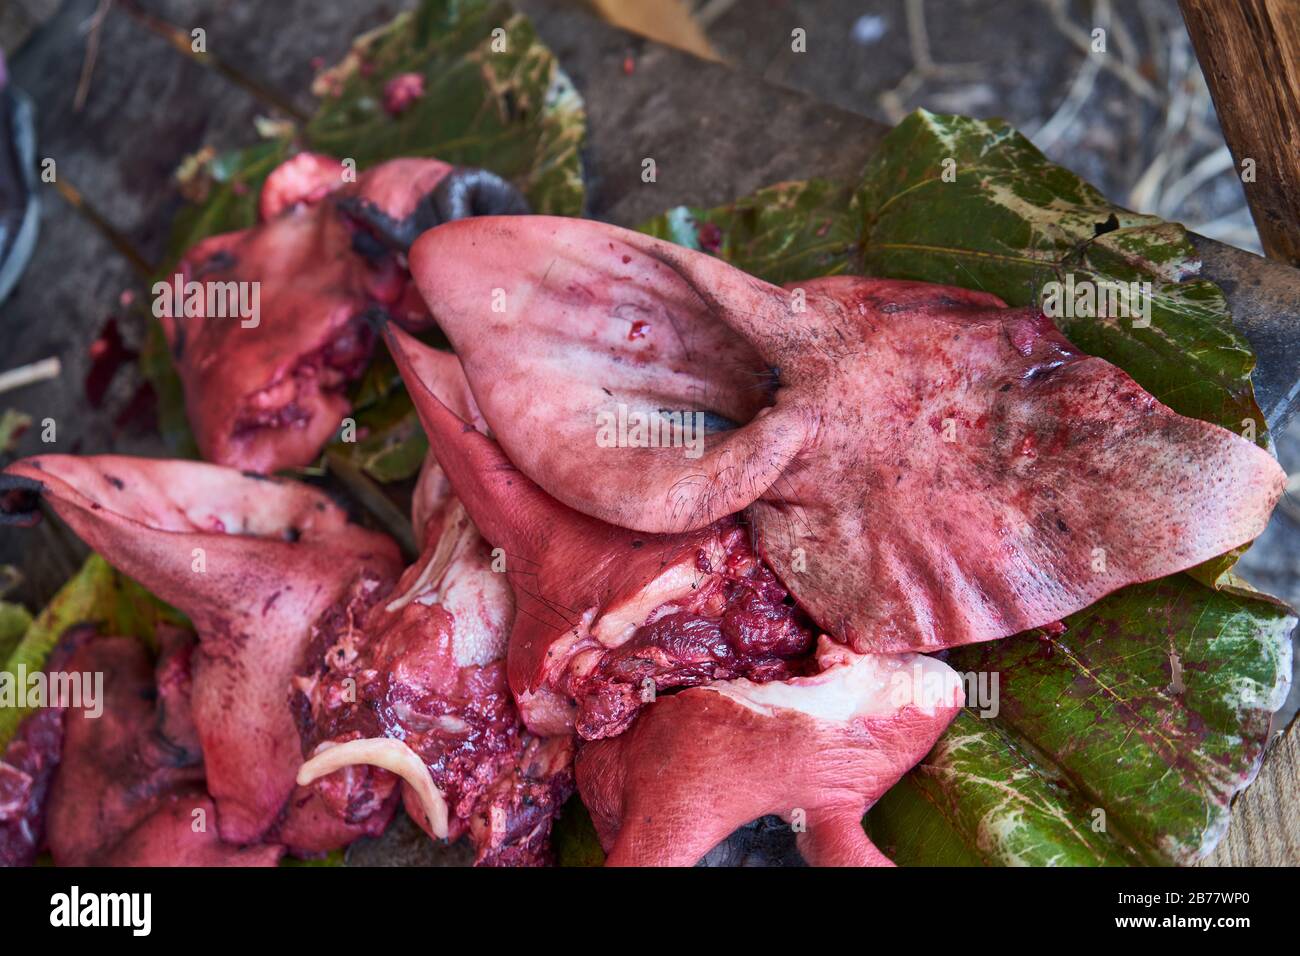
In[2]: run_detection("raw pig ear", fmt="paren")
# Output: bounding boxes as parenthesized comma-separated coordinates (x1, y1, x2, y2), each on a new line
(410, 216, 1288, 653)
(2, 454, 402, 846)
(2, 455, 374, 620)
(577, 639, 964, 866)
(406, 215, 811, 534)
(384, 323, 576, 563)
(743, 277, 1287, 652)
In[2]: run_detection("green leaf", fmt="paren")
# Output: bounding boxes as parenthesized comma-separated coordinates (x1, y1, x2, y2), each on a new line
(165, 140, 291, 266)
(324, 352, 431, 483)
(306, 0, 585, 217)
(281, 849, 346, 867)
(639, 178, 859, 285)
(553, 795, 605, 867)
(0, 556, 187, 749)
(0, 601, 32, 664)
(331, 394, 429, 484)
(854, 111, 1265, 454)
(0, 408, 32, 453)
(866, 577, 1293, 865)
(143, 0, 587, 467)
(638, 109, 1292, 865)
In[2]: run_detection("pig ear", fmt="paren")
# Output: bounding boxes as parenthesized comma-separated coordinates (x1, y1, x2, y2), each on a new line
(383, 324, 574, 561)
(407, 216, 811, 534)
(1, 454, 390, 628)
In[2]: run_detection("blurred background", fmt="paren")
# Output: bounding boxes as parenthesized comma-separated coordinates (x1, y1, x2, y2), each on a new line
(1, 0, 1295, 606)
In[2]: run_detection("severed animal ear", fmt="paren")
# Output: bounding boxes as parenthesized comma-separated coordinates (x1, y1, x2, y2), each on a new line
(383, 323, 570, 564)
(406, 215, 1287, 653)
(577, 639, 965, 866)
(0, 454, 403, 847)
(406, 215, 809, 535)
(0, 472, 42, 526)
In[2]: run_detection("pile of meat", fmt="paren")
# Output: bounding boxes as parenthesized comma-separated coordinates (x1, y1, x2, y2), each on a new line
(0, 164, 1285, 866)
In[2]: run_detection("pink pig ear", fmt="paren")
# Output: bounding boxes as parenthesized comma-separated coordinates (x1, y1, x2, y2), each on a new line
(2, 454, 402, 845)
(383, 323, 580, 563)
(2, 455, 374, 618)
(406, 216, 811, 534)
(577, 639, 964, 866)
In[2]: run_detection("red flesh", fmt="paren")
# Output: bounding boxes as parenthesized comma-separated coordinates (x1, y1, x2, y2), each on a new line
(294, 454, 572, 865)
(47, 628, 281, 866)
(385, 328, 820, 741)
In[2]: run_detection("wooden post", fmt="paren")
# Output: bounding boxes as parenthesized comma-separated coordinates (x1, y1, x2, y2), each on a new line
(1179, 0, 1300, 266)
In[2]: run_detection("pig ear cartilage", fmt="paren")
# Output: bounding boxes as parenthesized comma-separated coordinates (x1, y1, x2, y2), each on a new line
(0, 473, 42, 526)
(432, 168, 529, 222)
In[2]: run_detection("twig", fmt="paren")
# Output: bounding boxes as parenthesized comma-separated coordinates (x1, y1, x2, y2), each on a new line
(1032, 44, 1102, 149)
(1039, 0, 1160, 104)
(324, 450, 417, 561)
(115, 0, 308, 123)
(693, 0, 737, 28)
(1158, 146, 1234, 217)
(74, 0, 113, 112)
(0, 357, 61, 396)
(51, 177, 154, 279)
(877, 0, 985, 123)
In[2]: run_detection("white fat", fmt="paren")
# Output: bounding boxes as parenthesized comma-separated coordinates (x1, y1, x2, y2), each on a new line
(590, 538, 725, 647)
(386, 501, 472, 613)
(703, 650, 963, 722)
(297, 737, 449, 838)
(387, 500, 510, 667)
(431, 560, 511, 668)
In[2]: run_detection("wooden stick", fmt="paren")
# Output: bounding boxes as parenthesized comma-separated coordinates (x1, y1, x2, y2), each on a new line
(0, 357, 60, 396)
(1179, 0, 1300, 265)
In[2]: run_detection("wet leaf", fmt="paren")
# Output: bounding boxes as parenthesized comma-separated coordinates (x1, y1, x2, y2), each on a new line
(324, 350, 434, 484)
(306, 0, 585, 216)
(639, 109, 1292, 865)
(639, 178, 858, 285)
(0, 601, 31, 664)
(866, 577, 1293, 865)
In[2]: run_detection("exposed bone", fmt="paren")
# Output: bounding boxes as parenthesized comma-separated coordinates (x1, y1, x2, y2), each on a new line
(298, 738, 449, 839)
